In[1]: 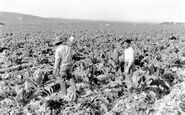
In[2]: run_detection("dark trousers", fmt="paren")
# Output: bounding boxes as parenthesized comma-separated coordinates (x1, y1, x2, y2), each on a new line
(124, 62, 135, 86)
(58, 65, 77, 95)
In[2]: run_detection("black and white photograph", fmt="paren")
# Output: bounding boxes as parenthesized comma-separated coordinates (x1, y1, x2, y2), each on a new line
(0, 0, 185, 114)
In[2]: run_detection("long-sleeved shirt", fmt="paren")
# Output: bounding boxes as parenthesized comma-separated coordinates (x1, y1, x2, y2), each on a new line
(54, 45, 72, 70)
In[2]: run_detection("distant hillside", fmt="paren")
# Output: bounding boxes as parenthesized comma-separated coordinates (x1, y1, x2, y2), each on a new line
(1, 12, 184, 25)
(0, 12, 46, 24)
(0, 12, 92, 25)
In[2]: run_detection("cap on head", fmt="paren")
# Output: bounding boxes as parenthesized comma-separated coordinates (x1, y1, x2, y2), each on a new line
(124, 39, 131, 44)
(0, 23, 5, 26)
(0, 47, 9, 53)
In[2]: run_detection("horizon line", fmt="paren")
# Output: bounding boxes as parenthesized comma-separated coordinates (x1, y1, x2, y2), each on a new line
(0, 11, 184, 24)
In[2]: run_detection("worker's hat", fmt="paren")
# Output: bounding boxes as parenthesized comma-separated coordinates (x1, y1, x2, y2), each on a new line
(121, 39, 132, 45)
(124, 39, 132, 43)
(54, 36, 63, 46)
(54, 34, 75, 46)
(0, 23, 5, 26)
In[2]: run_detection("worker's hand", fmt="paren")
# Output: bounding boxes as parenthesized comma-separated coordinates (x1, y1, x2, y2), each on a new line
(53, 69, 59, 77)
(125, 68, 129, 74)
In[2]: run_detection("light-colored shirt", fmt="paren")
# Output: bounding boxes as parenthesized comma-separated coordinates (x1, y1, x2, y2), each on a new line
(124, 47, 134, 63)
(0, 51, 6, 62)
(55, 45, 72, 68)
(0, 26, 4, 39)
(0, 51, 8, 68)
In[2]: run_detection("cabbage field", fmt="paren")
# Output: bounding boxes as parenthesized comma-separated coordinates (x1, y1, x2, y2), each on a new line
(0, 22, 185, 115)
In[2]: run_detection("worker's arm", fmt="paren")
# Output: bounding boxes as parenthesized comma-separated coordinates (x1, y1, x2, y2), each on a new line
(53, 49, 61, 77)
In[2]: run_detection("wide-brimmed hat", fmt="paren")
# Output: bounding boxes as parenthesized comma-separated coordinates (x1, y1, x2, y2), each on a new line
(54, 36, 63, 46)
(54, 34, 75, 46)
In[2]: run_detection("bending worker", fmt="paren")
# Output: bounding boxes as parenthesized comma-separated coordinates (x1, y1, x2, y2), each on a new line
(53, 35, 77, 99)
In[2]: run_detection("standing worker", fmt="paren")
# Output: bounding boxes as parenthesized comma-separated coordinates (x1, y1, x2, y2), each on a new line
(0, 23, 5, 39)
(53, 34, 77, 101)
(0, 23, 9, 69)
(121, 39, 135, 89)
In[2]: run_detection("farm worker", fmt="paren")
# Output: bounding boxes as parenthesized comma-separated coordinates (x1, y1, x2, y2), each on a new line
(0, 47, 9, 69)
(0, 23, 5, 39)
(53, 34, 77, 101)
(0, 23, 10, 69)
(121, 39, 135, 87)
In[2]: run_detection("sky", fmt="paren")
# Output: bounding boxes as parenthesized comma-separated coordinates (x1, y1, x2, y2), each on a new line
(0, 0, 185, 22)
